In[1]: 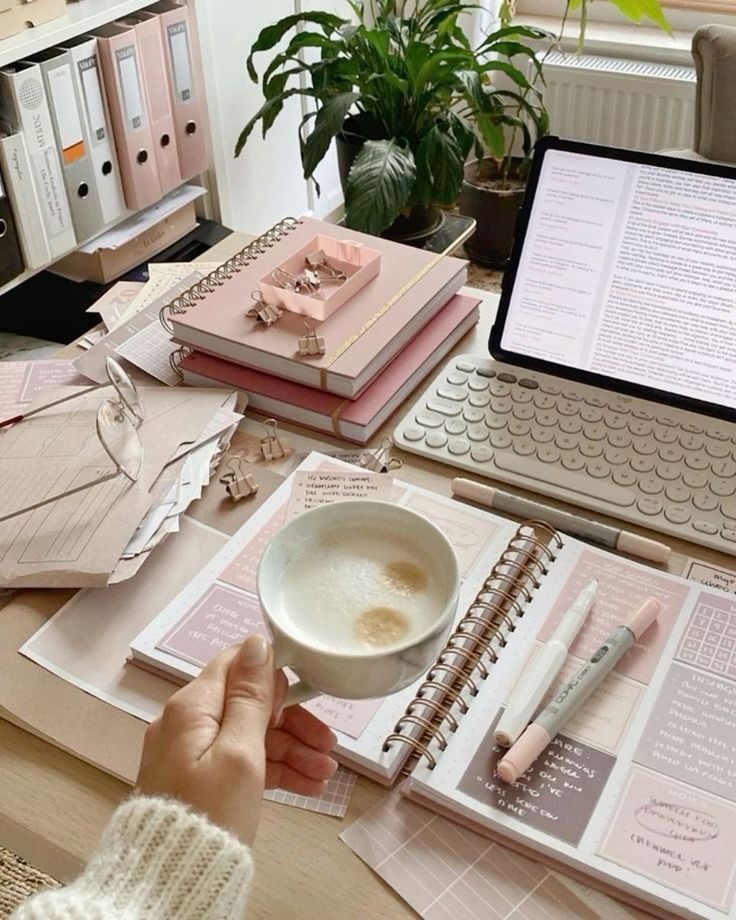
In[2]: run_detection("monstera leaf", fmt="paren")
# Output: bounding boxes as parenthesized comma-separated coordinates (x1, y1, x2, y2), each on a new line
(344, 139, 416, 235)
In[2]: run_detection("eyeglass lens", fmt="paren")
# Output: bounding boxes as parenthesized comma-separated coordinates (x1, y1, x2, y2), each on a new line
(96, 401, 144, 482)
(105, 356, 144, 425)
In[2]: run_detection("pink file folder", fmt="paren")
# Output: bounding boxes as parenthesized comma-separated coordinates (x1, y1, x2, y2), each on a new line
(122, 14, 182, 195)
(94, 23, 162, 211)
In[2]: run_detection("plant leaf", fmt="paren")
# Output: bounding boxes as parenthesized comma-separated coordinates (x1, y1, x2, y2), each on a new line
(480, 60, 531, 89)
(605, 0, 671, 34)
(345, 139, 416, 234)
(235, 88, 313, 157)
(302, 91, 359, 179)
(416, 122, 465, 205)
(247, 12, 346, 81)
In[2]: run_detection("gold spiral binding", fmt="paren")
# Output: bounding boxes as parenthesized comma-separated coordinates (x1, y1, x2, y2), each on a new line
(159, 217, 302, 339)
(384, 521, 563, 772)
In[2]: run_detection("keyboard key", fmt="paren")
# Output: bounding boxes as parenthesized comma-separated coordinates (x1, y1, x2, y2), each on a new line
(512, 404, 535, 421)
(402, 426, 425, 442)
(680, 432, 703, 451)
(613, 468, 637, 487)
(445, 418, 467, 436)
(711, 478, 735, 497)
(665, 484, 690, 503)
(665, 507, 691, 524)
(416, 411, 443, 428)
(584, 424, 607, 442)
(693, 520, 719, 535)
(708, 427, 730, 441)
(580, 442, 603, 458)
(609, 431, 633, 448)
(555, 433, 579, 451)
(639, 477, 663, 495)
(557, 400, 578, 416)
(468, 377, 489, 392)
(490, 382, 511, 398)
(469, 393, 491, 408)
(653, 425, 678, 444)
(427, 399, 462, 417)
(512, 439, 536, 456)
(486, 413, 507, 430)
(721, 529, 736, 543)
(605, 447, 628, 465)
(562, 452, 586, 471)
(493, 454, 636, 506)
(721, 498, 736, 519)
(456, 360, 476, 373)
(471, 445, 493, 463)
(659, 445, 684, 463)
(610, 400, 632, 414)
(539, 383, 561, 395)
(587, 459, 611, 478)
(448, 438, 470, 456)
(426, 431, 448, 449)
(490, 398, 511, 414)
(519, 378, 538, 389)
(467, 426, 489, 442)
(438, 386, 467, 402)
(712, 458, 736, 478)
(683, 469, 708, 489)
(706, 441, 731, 459)
(581, 406, 603, 423)
(536, 411, 558, 427)
(656, 414, 678, 427)
(604, 413, 628, 430)
(530, 426, 555, 444)
(685, 454, 709, 470)
(632, 408, 654, 420)
(512, 389, 534, 404)
(508, 420, 531, 437)
(585, 396, 607, 408)
(682, 421, 704, 433)
(560, 417, 583, 434)
(631, 456, 655, 473)
(476, 366, 496, 378)
(490, 431, 512, 450)
(634, 438, 657, 456)
(562, 390, 583, 401)
(463, 407, 485, 424)
(656, 463, 680, 481)
(637, 497, 663, 516)
(497, 372, 517, 383)
(694, 493, 719, 511)
(629, 419, 653, 436)
(533, 393, 556, 410)
(537, 445, 560, 464)
(447, 372, 467, 386)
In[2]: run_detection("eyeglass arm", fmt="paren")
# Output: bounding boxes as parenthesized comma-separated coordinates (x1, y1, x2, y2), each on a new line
(0, 470, 123, 524)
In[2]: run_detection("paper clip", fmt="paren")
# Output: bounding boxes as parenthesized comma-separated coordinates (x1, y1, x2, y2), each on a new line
(220, 457, 259, 502)
(361, 438, 403, 473)
(260, 418, 292, 462)
(297, 320, 326, 357)
(247, 291, 283, 327)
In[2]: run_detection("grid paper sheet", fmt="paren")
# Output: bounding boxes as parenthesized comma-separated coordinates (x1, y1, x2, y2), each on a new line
(265, 766, 357, 818)
(341, 794, 647, 920)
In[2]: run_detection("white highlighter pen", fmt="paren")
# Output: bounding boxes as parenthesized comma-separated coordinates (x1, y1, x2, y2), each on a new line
(497, 597, 662, 784)
(494, 580, 598, 748)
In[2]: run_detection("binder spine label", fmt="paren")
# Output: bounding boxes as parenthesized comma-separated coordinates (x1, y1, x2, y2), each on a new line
(47, 64, 85, 165)
(167, 22, 194, 103)
(78, 56, 107, 146)
(115, 46, 145, 132)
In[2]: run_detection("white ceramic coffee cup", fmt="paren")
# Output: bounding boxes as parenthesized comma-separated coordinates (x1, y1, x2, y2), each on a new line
(257, 500, 460, 707)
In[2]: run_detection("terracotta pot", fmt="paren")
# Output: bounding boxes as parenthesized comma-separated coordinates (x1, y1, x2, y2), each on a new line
(458, 158, 526, 267)
(336, 130, 444, 245)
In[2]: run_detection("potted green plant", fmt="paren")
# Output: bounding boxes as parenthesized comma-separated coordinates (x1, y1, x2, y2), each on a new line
(237, 0, 550, 242)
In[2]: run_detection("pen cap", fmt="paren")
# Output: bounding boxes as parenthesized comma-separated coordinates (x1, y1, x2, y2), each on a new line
(626, 597, 661, 640)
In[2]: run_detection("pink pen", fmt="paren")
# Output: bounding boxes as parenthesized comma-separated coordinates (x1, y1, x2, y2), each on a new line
(497, 597, 661, 784)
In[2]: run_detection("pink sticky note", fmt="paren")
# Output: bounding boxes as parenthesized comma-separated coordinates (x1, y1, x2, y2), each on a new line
(304, 694, 384, 740)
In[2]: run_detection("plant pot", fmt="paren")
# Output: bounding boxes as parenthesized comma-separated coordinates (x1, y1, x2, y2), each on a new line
(458, 158, 526, 267)
(336, 130, 444, 245)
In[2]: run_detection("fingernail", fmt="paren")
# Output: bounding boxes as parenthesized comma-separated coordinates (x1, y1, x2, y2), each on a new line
(238, 634, 270, 667)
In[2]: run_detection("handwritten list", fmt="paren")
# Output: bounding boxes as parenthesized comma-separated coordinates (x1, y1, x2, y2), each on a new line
(285, 470, 391, 522)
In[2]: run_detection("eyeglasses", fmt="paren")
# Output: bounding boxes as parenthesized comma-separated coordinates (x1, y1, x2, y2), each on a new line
(0, 357, 145, 523)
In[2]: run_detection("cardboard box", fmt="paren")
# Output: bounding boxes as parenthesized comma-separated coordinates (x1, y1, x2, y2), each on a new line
(0, 0, 66, 40)
(52, 200, 199, 283)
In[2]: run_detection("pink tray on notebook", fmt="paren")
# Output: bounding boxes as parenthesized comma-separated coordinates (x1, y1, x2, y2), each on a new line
(257, 234, 381, 321)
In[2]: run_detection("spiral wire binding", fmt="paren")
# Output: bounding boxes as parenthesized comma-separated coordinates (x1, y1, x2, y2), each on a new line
(159, 217, 302, 376)
(383, 521, 564, 773)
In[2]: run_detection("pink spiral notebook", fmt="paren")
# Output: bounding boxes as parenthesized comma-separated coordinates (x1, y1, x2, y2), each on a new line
(163, 216, 468, 398)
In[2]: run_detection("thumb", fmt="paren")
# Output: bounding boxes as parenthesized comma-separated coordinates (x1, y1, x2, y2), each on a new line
(219, 634, 275, 746)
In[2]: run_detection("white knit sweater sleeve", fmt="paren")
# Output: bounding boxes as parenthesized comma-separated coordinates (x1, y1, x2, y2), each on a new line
(12, 796, 253, 920)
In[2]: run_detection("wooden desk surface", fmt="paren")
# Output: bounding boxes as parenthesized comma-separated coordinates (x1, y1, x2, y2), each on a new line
(0, 233, 730, 919)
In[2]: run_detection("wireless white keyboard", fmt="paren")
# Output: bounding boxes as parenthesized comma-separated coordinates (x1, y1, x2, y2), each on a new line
(394, 354, 736, 556)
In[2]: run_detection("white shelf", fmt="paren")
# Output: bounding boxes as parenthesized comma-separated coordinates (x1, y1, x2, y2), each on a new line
(0, 0, 155, 68)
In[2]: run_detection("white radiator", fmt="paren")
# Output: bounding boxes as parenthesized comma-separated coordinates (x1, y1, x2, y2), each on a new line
(540, 52, 696, 151)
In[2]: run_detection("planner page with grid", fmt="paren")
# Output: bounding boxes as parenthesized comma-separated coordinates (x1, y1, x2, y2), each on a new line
(403, 538, 736, 920)
(129, 450, 520, 783)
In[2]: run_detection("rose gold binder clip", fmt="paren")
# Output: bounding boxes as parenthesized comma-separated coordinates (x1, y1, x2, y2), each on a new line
(305, 249, 347, 284)
(260, 418, 292, 462)
(247, 291, 283, 326)
(221, 457, 259, 502)
(297, 320, 326, 357)
(361, 438, 402, 473)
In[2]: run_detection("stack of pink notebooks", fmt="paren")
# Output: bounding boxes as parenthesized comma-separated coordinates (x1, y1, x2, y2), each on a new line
(165, 216, 477, 442)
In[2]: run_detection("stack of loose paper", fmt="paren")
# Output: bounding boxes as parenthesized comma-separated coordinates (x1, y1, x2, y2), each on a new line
(0, 382, 242, 588)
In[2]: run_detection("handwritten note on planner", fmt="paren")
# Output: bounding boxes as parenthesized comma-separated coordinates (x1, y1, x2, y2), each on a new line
(285, 470, 391, 522)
